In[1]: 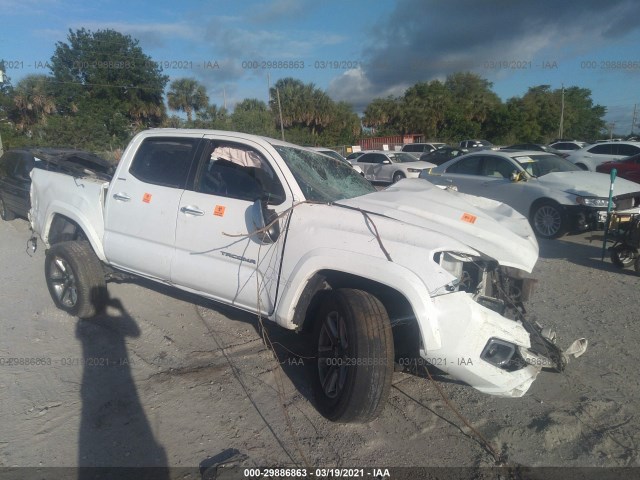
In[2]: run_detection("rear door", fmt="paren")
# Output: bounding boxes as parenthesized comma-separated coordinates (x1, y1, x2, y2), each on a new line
(170, 136, 292, 314)
(103, 135, 203, 280)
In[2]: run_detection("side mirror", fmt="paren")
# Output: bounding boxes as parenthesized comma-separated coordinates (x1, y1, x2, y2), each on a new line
(382, 159, 391, 164)
(252, 199, 280, 244)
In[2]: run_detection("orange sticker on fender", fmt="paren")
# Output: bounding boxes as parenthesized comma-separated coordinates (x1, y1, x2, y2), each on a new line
(214, 205, 226, 217)
(461, 213, 477, 224)
(142, 193, 152, 203)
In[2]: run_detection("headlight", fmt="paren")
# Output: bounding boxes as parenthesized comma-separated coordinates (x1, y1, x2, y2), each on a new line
(481, 338, 516, 368)
(407, 168, 423, 173)
(576, 196, 611, 208)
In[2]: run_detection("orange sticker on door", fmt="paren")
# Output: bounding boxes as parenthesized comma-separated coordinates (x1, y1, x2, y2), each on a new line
(461, 213, 477, 224)
(214, 205, 226, 217)
(142, 193, 152, 203)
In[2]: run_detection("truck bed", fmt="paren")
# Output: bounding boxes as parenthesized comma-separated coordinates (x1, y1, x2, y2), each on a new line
(30, 168, 110, 259)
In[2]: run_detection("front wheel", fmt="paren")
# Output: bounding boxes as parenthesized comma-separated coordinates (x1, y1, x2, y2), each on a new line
(531, 202, 567, 239)
(392, 172, 405, 183)
(45, 241, 108, 318)
(310, 289, 394, 423)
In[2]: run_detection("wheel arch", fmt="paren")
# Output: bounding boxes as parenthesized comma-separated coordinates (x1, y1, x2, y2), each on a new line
(292, 270, 422, 359)
(529, 196, 562, 219)
(42, 211, 106, 261)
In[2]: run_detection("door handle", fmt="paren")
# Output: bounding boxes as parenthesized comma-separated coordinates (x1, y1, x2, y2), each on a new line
(113, 192, 131, 201)
(180, 205, 205, 216)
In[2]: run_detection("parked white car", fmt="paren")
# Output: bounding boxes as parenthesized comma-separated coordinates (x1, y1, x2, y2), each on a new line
(420, 150, 640, 238)
(566, 141, 640, 171)
(349, 150, 436, 183)
(548, 140, 588, 153)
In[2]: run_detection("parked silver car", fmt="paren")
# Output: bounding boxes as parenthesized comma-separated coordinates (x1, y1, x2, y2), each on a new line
(420, 150, 640, 238)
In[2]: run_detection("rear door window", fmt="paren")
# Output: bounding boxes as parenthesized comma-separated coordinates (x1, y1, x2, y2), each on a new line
(129, 137, 200, 188)
(446, 156, 482, 175)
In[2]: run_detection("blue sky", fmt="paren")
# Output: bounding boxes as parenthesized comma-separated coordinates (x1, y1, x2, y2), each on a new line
(2, 0, 640, 135)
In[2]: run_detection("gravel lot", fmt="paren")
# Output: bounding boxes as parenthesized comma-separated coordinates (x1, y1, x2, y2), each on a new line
(1, 214, 639, 478)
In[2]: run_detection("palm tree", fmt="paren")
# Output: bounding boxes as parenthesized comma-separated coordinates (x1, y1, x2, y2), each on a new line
(12, 75, 56, 132)
(166, 78, 209, 122)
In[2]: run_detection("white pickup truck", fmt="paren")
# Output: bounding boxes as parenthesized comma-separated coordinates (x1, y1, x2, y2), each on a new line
(30, 129, 565, 423)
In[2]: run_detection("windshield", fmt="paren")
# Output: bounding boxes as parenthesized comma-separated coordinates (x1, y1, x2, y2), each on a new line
(274, 145, 376, 202)
(513, 154, 581, 177)
(388, 152, 419, 163)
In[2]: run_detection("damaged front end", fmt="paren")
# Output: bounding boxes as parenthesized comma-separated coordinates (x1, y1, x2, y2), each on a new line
(422, 252, 586, 397)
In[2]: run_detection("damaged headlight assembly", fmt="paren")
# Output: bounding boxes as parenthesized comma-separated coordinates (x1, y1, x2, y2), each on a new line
(576, 196, 611, 208)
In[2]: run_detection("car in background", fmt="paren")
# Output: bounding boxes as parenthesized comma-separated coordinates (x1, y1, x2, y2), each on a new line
(309, 147, 347, 163)
(309, 147, 364, 175)
(501, 143, 569, 158)
(419, 146, 468, 165)
(350, 150, 436, 183)
(346, 151, 365, 161)
(596, 153, 640, 184)
(419, 150, 640, 238)
(401, 142, 446, 158)
(566, 141, 640, 171)
(0, 148, 112, 221)
(459, 139, 497, 150)
(548, 140, 589, 152)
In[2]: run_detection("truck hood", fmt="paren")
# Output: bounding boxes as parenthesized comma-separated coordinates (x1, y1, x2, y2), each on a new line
(535, 171, 640, 197)
(338, 179, 538, 272)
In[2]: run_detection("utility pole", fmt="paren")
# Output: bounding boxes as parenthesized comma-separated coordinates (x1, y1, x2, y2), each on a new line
(223, 87, 227, 110)
(276, 88, 285, 141)
(631, 104, 637, 136)
(267, 73, 271, 103)
(558, 83, 565, 139)
(608, 122, 616, 139)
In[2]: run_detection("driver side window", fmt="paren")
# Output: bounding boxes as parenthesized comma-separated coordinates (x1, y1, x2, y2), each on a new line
(195, 141, 286, 205)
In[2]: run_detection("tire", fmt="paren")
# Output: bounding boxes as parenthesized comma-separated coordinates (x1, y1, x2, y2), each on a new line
(634, 256, 640, 275)
(45, 241, 107, 318)
(0, 197, 16, 221)
(531, 201, 567, 239)
(610, 245, 637, 268)
(392, 172, 405, 183)
(310, 289, 394, 423)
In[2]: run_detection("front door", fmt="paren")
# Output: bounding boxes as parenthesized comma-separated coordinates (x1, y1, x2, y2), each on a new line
(170, 137, 292, 314)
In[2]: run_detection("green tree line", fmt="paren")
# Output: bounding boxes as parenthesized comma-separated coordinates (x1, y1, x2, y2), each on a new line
(1, 28, 608, 156)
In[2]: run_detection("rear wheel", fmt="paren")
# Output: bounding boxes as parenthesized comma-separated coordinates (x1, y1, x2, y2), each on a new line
(0, 197, 16, 221)
(531, 201, 567, 239)
(310, 289, 394, 423)
(610, 245, 637, 268)
(45, 241, 107, 318)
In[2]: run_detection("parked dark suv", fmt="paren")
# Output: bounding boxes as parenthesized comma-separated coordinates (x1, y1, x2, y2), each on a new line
(0, 148, 113, 221)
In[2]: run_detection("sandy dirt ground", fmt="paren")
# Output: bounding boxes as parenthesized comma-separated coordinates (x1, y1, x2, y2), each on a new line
(1, 214, 639, 478)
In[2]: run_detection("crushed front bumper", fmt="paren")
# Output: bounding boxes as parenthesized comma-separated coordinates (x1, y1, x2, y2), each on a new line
(419, 291, 549, 397)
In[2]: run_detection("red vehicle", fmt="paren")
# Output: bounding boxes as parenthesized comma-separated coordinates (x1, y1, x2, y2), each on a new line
(596, 153, 640, 183)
